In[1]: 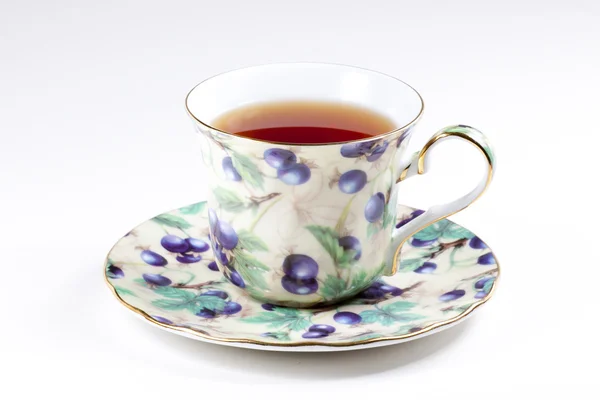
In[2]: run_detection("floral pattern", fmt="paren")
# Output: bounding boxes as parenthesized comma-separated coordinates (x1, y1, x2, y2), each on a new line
(196, 122, 414, 306)
(105, 201, 499, 347)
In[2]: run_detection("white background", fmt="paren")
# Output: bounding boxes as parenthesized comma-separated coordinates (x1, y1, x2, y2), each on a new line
(2, 0, 599, 397)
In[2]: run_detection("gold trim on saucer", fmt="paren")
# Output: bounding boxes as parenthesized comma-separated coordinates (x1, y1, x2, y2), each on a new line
(103, 212, 499, 349)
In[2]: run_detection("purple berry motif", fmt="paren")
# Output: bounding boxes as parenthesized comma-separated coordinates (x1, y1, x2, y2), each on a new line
(107, 265, 124, 279)
(222, 156, 242, 181)
(196, 308, 216, 318)
(412, 209, 425, 217)
(216, 248, 229, 266)
(262, 303, 276, 311)
(207, 261, 219, 271)
(142, 273, 172, 286)
(365, 192, 385, 222)
(338, 236, 362, 260)
(309, 324, 336, 334)
(396, 209, 426, 229)
(186, 238, 209, 252)
(281, 276, 318, 295)
(176, 254, 202, 263)
(140, 250, 168, 267)
(474, 277, 493, 290)
(395, 218, 412, 229)
(264, 148, 297, 169)
(215, 220, 238, 250)
(359, 286, 386, 299)
(222, 301, 242, 315)
(469, 236, 487, 249)
(228, 269, 245, 288)
(277, 163, 311, 185)
(338, 170, 367, 194)
(411, 238, 437, 247)
(201, 290, 228, 299)
(334, 311, 362, 325)
(414, 262, 437, 274)
(396, 129, 411, 148)
(302, 331, 328, 339)
(282, 254, 319, 280)
(380, 284, 403, 296)
(366, 141, 389, 162)
(340, 141, 374, 158)
(208, 208, 218, 231)
(152, 316, 173, 324)
(358, 281, 403, 298)
(474, 291, 487, 299)
(408, 326, 422, 333)
(439, 289, 466, 302)
(477, 253, 496, 265)
(160, 235, 190, 253)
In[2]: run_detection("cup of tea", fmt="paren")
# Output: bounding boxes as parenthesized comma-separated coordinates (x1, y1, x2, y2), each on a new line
(186, 63, 495, 307)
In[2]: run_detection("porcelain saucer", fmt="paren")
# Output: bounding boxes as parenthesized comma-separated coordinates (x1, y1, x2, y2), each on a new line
(104, 201, 499, 352)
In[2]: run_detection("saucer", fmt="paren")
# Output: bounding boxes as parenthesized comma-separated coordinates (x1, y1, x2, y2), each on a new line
(104, 201, 499, 352)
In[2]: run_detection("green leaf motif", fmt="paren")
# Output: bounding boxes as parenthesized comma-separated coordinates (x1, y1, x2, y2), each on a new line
(337, 250, 358, 268)
(134, 278, 146, 286)
(306, 225, 342, 259)
(382, 203, 395, 229)
(381, 301, 417, 313)
(152, 298, 192, 311)
(179, 202, 206, 215)
(151, 286, 197, 311)
(191, 295, 227, 314)
(441, 224, 475, 240)
(233, 250, 270, 271)
(366, 222, 379, 239)
(445, 126, 473, 135)
(242, 309, 310, 332)
(232, 251, 269, 290)
(154, 286, 195, 299)
(114, 286, 136, 297)
(213, 187, 246, 213)
(360, 310, 397, 326)
(320, 275, 347, 300)
(272, 306, 302, 317)
(263, 331, 291, 341)
(152, 214, 192, 229)
(306, 225, 356, 267)
(413, 220, 474, 241)
(398, 257, 424, 272)
(237, 230, 268, 252)
(360, 301, 423, 326)
(483, 277, 496, 293)
(230, 151, 264, 189)
(412, 220, 449, 241)
(350, 270, 369, 290)
(288, 318, 312, 331)
(151, 287, 227, 313)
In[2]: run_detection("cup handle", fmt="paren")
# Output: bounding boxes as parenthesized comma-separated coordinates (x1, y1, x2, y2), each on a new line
(384, 125, 496, 275)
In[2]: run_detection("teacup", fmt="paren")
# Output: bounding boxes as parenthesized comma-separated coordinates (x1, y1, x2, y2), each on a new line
(186, 63, 495, 307)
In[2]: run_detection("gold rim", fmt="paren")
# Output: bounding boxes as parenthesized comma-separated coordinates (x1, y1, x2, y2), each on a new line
(184, 62, 425, 147)
(103, 206, 499, 349)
